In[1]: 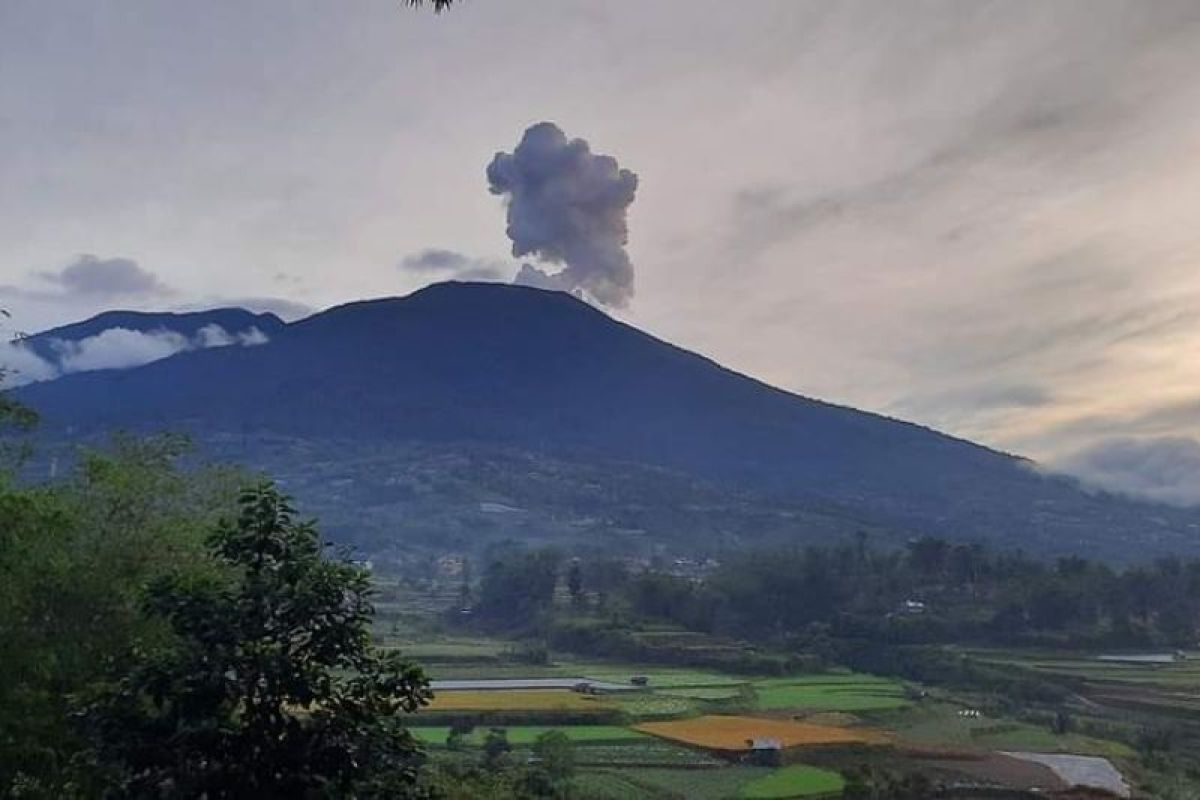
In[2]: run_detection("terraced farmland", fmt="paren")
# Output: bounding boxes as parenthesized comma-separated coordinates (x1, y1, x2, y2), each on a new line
(751, 675, 909, 712)
(411, 725, 643, 746)
(738, 764, 846, 798)
(636, 715, 880, 751)
(425, 689, 612, 712)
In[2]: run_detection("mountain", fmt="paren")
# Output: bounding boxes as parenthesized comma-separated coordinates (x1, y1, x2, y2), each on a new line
(13, 282, 1199, 561)
(21, 307, 286, 362)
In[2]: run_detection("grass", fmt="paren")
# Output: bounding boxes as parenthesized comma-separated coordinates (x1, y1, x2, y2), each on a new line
(411, 725, 643, 746)
(636, 715, 879, 751)
(751, 677, 909, 712)
(738, 765, 846, 798)
(426, 689, 612, 712)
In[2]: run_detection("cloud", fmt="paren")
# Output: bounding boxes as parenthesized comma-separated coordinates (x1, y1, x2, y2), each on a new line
(38, 254, 172, 297)
(0, 341, 60, 388)
(0, 324, 271, 387)
(1052, 436, 1200, 506)
(52, 327, 191, 372)
(399, 248, 506, 281)
(195, 323, 270, 348)
(487, 121, 639, 308)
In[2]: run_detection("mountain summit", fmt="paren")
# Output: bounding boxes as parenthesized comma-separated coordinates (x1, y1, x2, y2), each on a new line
(14, 282, 1198, 560)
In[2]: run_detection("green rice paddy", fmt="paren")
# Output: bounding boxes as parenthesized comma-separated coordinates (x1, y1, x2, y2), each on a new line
(738, 764, 846, 798)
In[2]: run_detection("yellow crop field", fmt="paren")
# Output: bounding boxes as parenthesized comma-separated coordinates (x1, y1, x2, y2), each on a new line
(635, 715, 879, 751)
(426, 690, 612, 712)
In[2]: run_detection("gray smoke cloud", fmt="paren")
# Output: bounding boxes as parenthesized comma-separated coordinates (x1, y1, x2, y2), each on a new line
(487, 122, 638, 308)
(399, 248, 506, 281)
(39, 254, 171, 297)
(0, 324, 269, 388)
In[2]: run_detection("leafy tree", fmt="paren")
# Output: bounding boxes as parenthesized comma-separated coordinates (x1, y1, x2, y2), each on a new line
(82, 483, 431, 798)
(0, 311, 38, 470)
(476, 548, 562, 628)
(482, 728, 512, 771)
(0, 436, 238, 797)
(566, 560, 584, 609)
(531, 730, 574, 785)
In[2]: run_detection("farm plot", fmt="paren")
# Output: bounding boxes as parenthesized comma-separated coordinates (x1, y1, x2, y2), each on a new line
(738, 764, 846, 798)
(892, 703, 1134, 760)
(752, 676, 909, 712)
(572, 665, 748, 689)
(618, 767, 774, 800)
(636, 715, 880, 751)
(411, 725, 643, 746)
(425, 689, 611, 712)
(571, 770, 661, 799)
(616, 693, 697, 719)
(661, 686, 747, 701)
(575, 741, 726, 767)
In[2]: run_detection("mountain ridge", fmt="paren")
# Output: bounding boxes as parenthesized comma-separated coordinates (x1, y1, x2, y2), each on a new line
(13, 282, 1198, 561)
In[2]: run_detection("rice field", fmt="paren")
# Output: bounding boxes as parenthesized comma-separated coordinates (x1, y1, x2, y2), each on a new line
(616, 767, 774, 800)
(574, 741, 726, 767)
(425, 689, 612, 712)
(738, 764, 846, 798)
(616, 693, 697, 718)
(751, 676, 909, 712)
(661, 686, 747, 701)
(635, 715, 879, 751)
(410, 725, 643, 746)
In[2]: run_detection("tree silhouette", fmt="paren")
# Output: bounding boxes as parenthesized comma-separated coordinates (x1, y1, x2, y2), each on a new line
(405, 0, 455, 11)
(83, 484, 431, 797)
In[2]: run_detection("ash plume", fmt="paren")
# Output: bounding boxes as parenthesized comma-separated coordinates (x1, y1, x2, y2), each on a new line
(487, 122, 639, 308)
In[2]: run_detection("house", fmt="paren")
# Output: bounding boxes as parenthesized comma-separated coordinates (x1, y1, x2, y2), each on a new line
(901, 599, 926, 615)
(744, 737, 782, 767)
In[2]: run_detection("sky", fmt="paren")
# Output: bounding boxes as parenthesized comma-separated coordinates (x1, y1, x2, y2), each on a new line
(2, 1, 1200, 502)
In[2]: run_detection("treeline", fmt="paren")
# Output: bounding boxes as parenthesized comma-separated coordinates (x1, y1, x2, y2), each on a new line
(467, 535, 1200, 651)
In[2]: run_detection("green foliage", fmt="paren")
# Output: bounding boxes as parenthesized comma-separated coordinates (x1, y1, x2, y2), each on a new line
(0, 435, 240, 796)
(81, 483, 432, 798)
(531, 730, 575, 783)
(592, 537, 1200, 651)
(750, 676, 908, 712)
(842, 766, 934, 800)
(476, 547, 562, 629)
(482, 728, 513, 770)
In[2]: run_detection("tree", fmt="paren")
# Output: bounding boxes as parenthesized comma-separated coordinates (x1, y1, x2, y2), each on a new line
(566, 560, 584, 609)
(482, 728, 512, 770)
(531, 730, 574, 786)
(0, 435, 238, 797)
(0, 310, 38, 470)
(476, 548, 562, 627)
(404, 0, 455, 11)
(82, 483, 431, 798)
